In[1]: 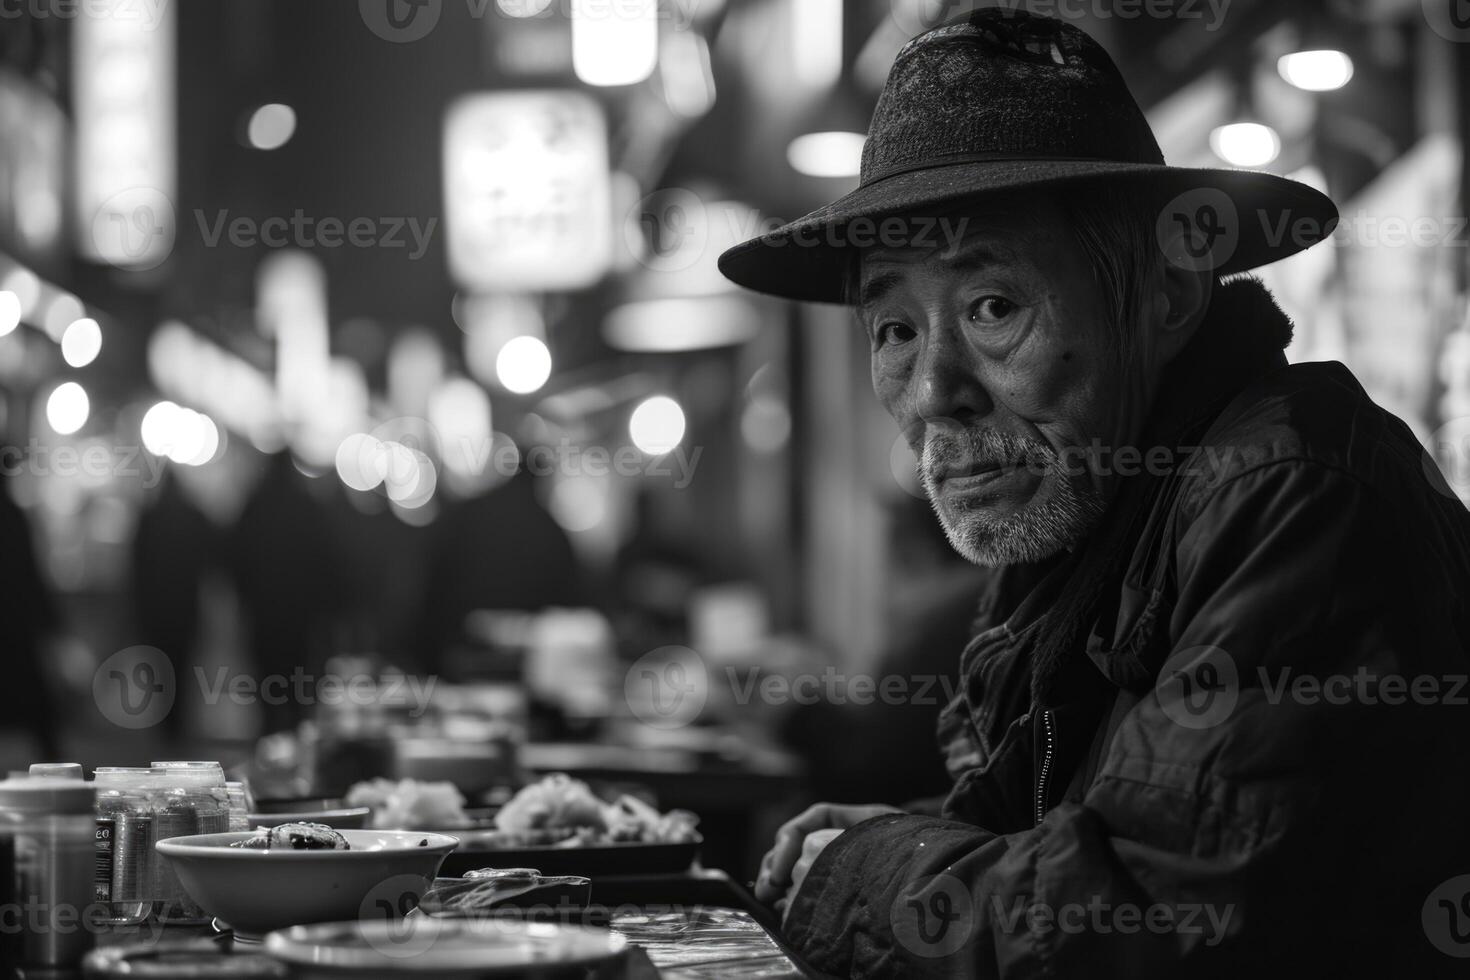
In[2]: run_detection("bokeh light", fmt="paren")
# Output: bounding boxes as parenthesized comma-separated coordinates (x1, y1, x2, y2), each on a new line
(46, 382, 90, 435)
(0, 290, 19, 337)
(629, 395, 686, 455)
(61, 317, 103, 367)
(1277, 50, 1353, 92)
(787, 132, 866, 178)
(140, 401, 221, 465)
(1209, 122, 1281, 168)
(247, 103, 297, 150)
(496, 335, 552, 394)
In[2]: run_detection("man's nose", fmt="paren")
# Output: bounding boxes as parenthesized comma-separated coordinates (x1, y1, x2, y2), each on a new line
(912, 327, 992, 425)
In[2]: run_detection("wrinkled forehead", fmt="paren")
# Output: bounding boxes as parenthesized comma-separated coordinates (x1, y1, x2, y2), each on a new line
(857, 200, 1062, 306)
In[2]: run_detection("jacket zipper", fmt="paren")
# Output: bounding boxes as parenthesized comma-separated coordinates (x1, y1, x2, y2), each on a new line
(1034, 709, 1055, 826)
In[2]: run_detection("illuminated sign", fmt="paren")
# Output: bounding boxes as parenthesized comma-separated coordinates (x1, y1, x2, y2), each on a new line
(443, 90, 612, 292)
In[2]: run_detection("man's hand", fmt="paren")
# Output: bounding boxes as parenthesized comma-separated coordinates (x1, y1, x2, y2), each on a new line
(776, 828, 842, 923)
(755, 803, 902, 903)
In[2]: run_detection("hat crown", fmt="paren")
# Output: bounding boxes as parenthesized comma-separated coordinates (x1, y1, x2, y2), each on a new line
(862, 9, 1165, 187)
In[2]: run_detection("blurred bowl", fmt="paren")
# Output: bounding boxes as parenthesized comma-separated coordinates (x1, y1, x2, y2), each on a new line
(155, 830, 459, 937)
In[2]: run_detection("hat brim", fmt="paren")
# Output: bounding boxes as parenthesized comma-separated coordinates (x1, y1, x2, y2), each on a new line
(717, 160, 1339, 304)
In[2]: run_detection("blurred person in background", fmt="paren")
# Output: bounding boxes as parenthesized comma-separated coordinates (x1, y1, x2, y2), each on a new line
(228, 451, 345, 733)
(419, 465, 588, 678)
(0, 472, 61, 759)
(724, 9, 1470, 978)
(129, 467, 217, 741)
(781, 496, 974, 808)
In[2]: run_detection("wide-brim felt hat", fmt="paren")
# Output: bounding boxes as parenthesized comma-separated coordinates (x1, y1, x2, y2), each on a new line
(718, 8, 1339, 304)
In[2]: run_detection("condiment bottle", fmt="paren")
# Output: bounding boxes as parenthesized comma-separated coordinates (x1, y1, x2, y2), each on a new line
(0, 776, 99, 968)
(93, 767, 155, 925)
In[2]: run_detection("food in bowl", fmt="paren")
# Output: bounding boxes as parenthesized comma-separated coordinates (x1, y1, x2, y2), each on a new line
(229, 822, 351, 851)
(153, 830, 459, 936)
(476, 773, 699, 848)
(345, 777, 473, 830)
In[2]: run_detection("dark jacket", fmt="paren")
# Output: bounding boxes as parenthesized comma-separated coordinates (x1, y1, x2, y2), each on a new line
(785, 278, 1470, 978)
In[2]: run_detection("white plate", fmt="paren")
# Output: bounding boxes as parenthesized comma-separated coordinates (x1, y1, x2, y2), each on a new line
(264, 917, 626, 975)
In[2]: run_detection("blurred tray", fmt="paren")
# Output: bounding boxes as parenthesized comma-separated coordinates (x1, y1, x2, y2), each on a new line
(441, 838, 700, 878)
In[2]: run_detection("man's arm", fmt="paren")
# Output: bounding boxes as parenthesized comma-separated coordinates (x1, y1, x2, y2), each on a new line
(783, 460, 1470, 978)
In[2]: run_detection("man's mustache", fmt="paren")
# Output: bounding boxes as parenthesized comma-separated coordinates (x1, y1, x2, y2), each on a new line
(918, 422, 1051, 482)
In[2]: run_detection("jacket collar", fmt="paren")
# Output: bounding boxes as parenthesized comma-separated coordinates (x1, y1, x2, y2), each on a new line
(1143, 275, 1293, 447)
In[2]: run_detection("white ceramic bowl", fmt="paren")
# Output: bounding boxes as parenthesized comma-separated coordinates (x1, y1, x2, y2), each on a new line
(155, 830, 459, 936)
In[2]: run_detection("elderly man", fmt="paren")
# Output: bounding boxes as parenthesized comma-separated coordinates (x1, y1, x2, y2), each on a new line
(720, 9, 1470, 979)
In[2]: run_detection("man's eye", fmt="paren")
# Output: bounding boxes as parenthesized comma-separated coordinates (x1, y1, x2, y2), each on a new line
(968, 296, 1016, 323)
(875, 322, 916, 347)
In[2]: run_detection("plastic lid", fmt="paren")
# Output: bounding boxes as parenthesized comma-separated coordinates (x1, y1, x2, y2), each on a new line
(0, 777, 97, 814)
(149, 764, 223, 787)
(28, 763, 84, 779)
(94, 767, 153, 787)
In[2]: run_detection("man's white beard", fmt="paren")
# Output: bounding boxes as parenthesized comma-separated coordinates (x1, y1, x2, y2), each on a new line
(918, 425, 1106, 567)
(925, 469, 1104, 566)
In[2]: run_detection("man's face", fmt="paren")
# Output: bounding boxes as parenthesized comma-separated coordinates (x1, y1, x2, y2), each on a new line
(860, 198, 1132, 566)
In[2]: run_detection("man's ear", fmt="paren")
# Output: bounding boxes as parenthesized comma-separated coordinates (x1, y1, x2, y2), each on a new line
(1147, 234, 1213, 366)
